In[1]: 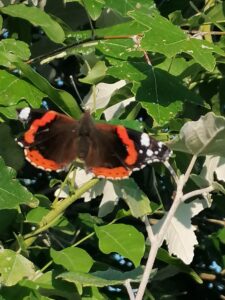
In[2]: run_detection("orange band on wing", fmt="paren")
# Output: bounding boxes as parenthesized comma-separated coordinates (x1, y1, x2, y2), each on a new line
(24, 111, 57, 144)
(116, 126, 138, 165)
(91, 166, 130, 179)
(25, 149, 64, 171)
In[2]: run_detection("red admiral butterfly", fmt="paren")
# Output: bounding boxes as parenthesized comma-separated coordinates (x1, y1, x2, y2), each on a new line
(17, 108, 172, 180)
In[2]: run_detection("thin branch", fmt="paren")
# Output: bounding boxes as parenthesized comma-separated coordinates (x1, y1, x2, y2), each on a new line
(182, 185, 214, 202)
(199, 272, 216, 281)
(206, 218, 225, 227)
(27, 34, 141, 65)
(185, 30, 225, 36)
(183, 155, 197, 184)
(143, 215, 155, 244)
(163, 160, 179, 185)
(22, 178, 99, 248)
(135, 240, 159, 300)
(124, 280, 135, 300)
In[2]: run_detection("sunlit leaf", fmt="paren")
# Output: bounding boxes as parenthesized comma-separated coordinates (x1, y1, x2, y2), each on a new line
(79, 61, 107, 84)
(82, 0, 104, 20)
(0, 249, 36, 286)
(105, 0, 155, 16)
(0, 39, 30, 68)
(129, 11, 224, 71)
(114, 178, 151, 218)
(0, 70, 45, 108)
(153, 199, 209, 264)
(51, 247, 93, 272)
(170, 113, 225, 156)
(95, 223, 145, 267)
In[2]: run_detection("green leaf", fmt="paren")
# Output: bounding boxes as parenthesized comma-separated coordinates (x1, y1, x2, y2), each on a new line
(181, 38, 223, 72)
(0, 101, 27, 119)
(14, 61, 81, 118)
(79, 61, 107, 84)
(170, 112, 225, 156)
(51, 247, 94, 272)
(114, 178, 151, 218)
(26, 207, 49, 224)
(97, 39, 143, 65)
(58, 271, 119, 287)
(217, 228, 225, 244)
(1, 4, 65, 43)
(82, 0, 104, 20)
(0, 157, 38, 210)
(108, 63, 204, 125)
(20, 270, 79, 298)
(137, 69, 204, 125)
(0, 70, 45, 107)
(0, 15, 2, 29)
(75, 20, 146, 39)
(0, 39, 30, 68)
(0, 123, 24, 171)
(105, 0, 155, 17)
(129, 11, 224, 71)
(157, 248, 203, 284)
(206, 2, 225, 23)
(0, 249, 36, 286)
(129, 10, 186, 44)
(58, 267, 143, 287)
(95, 223, 145, 267)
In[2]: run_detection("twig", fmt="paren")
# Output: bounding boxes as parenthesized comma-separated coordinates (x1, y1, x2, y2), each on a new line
(124, 279, 135, 300)
(163, 160, 179, 185)
(206, 218, 225, 227)
(199, 272, 216, 281)
(27, 34, 141, 65)
(183, 155, 197, 184)
(143, 215, 155, 244)
(22, 178, 99, 248)
(182, 186, 214, 201)
(185, 30, 225, 36)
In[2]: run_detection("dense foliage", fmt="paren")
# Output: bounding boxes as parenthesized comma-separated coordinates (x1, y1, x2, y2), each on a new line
(0, 0, 225, 299)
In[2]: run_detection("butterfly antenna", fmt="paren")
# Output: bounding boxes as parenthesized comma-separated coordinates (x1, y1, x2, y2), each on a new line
(69, 75, 84, 107)
(163, 160, 178, 185)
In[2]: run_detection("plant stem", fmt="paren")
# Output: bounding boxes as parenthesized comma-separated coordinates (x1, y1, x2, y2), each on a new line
(143, 215, 155, 243)
(23, 178, 99, 248)
(182, 185, 213, 201)
(124, 279, 135, 300)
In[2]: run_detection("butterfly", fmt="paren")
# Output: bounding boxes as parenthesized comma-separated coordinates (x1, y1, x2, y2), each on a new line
(17, 107, 172, 180)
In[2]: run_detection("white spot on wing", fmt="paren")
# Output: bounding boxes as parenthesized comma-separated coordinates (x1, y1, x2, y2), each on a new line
(141, 133, 150, 147)
(158, 141, 163, 148)
(18, 107, 31, 121)
(146, 149, 153, 157)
